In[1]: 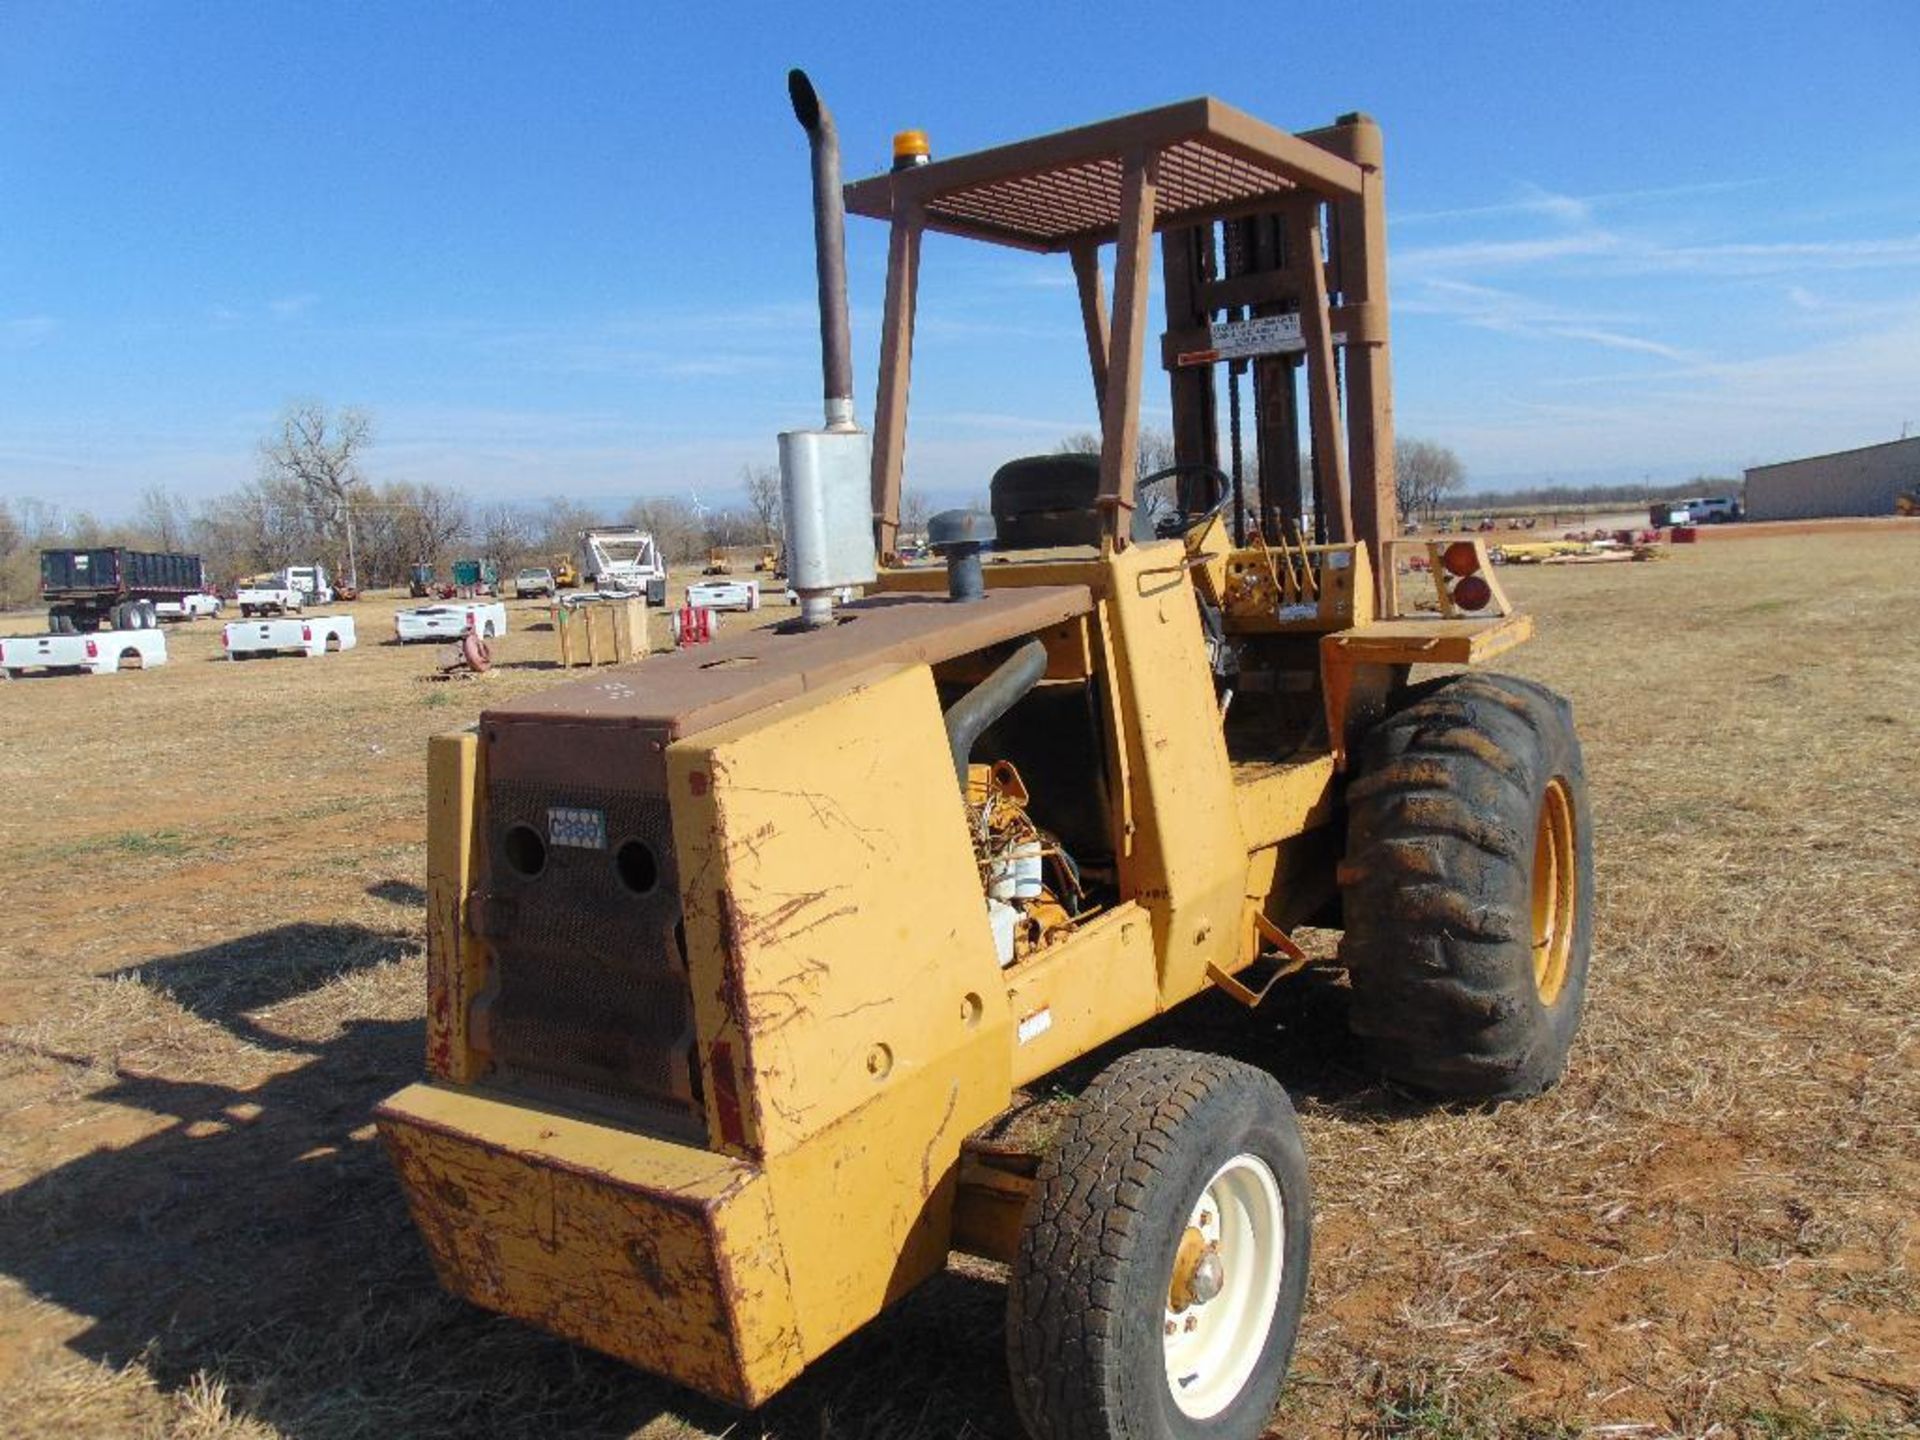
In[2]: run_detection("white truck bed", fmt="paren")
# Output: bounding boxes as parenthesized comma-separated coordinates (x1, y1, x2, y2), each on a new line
(684, 578, 763, 612)
(393, 601, 508, 643)
(0, 627, 169, 676)
(223, 614, 357, 659)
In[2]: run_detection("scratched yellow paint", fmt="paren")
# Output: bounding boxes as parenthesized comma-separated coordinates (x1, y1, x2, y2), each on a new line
(1001, 903, 1158, 1086)
(668, 664, 1016, 1362)
(1099, 541, 1254, 1000)
(423, 728, 489, 1084)
(383, 543, 1492, 1408)
(377, 1082, 804, 1405)
(1231, 752, 1337, 849)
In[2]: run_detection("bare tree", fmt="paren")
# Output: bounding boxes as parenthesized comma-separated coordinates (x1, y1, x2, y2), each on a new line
(742, 464, 782, 544)
(899, 487, 930, 541)
(475, 502, 536, 571)
(194, 477, 313, 580)
(1394, 438, 1467, 522)
(533, 497, 603, 570)
(698, 507, 750, 551)
(0, 498, 27, 609)
(624, 495, 704, 564)
(1056, 426, 1177, 481)
(394, 482, 470, 568)
(134, 485, 191, 551)
(259, 402, 372, 589)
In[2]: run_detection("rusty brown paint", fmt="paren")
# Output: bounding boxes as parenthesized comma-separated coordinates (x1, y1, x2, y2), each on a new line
(710, 1040, 747, 1151)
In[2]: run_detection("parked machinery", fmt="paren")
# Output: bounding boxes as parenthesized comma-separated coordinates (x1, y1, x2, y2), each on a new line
(379, 73, 1593, 1440)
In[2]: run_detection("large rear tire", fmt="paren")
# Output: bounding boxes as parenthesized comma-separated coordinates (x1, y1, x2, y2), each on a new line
(1338, 673, 1593, 1099)
(1007, 1048, 1310, 1440)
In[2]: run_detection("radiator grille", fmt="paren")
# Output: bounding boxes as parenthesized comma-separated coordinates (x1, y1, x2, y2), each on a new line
(480, 779, 704, 1139)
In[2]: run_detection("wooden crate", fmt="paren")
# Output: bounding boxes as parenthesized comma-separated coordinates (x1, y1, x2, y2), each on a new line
(552, 597, 649, 667)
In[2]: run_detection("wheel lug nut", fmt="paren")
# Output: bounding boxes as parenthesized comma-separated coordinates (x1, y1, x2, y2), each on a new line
(1183, 1314, 1199, 1332)
(1164, 1319, 1177, 1336)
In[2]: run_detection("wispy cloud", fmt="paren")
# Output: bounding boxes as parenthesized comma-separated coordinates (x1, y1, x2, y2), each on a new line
(1399, 277, 1699, 362)
(267, 293, 319, 319)
(1397, 231, 1623, 275)
(1401, 226, 1920, 281)
(1394, 178, 1764, 227)
(1546, 326, 1697, 362)
(3, 316, 58, 345)
(1401, 298, 1920, 481)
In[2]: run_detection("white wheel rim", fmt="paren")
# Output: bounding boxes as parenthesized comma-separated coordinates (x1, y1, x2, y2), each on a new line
(1162, 1152, 1285, 1420)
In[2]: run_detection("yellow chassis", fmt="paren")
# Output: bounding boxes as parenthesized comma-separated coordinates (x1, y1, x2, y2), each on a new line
(378, 539, 1523, 1405)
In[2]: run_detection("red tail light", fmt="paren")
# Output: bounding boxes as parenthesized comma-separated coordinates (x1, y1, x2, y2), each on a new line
(85, 638, 99, 658)
(220, 630, 229, 648)
(1422, 536, 1511, 619)
(0, 641, 7, 662)
(1452, 574, 1494, 611)
(302, 624, 313, 642)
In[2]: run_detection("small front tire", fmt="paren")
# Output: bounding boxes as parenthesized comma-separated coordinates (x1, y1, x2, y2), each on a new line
(1007, 1048, 1311, 1440)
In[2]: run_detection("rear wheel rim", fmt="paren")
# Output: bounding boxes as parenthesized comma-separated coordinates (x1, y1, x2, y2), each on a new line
(1531, 777, 1576, 1005)
(1162, 1153, 1284, 1420)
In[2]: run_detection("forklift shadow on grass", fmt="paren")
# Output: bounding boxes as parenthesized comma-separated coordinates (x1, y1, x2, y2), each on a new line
(0, 921, 738, 1438)
(0, 922, 1399, 1439)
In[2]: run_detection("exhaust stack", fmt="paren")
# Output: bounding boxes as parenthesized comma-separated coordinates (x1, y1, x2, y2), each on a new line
(779, 68, 875, 628)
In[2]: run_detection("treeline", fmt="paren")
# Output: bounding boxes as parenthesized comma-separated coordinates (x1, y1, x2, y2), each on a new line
(0, 472, 786, 612)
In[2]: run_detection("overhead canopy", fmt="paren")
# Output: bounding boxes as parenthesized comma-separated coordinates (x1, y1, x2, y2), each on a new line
(843, 96, 1365, 253)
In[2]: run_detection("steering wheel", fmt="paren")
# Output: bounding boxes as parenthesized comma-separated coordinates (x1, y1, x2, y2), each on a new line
(1137, 463, 1233, 541)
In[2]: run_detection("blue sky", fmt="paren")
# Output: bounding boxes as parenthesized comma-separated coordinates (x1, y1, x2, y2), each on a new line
(2, 1, 1916, 516)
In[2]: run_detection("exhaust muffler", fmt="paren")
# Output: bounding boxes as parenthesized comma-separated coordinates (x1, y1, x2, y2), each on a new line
(779, 68, 875, 628)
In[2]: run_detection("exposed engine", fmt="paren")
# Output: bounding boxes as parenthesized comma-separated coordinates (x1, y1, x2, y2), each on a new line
(965, 759, 1084, 966)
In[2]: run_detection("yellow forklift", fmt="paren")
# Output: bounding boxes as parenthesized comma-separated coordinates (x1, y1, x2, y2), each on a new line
(379, 72, 1591, 1440)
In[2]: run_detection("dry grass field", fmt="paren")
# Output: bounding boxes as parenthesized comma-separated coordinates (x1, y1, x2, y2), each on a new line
(1, 536, 1916, 1440)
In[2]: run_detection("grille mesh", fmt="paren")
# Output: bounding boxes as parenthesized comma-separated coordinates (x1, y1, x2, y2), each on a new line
(926, 138, 1298, 247)
(482, 779, 703, 1138)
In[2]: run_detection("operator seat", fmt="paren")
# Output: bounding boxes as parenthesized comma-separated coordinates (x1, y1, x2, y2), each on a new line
(989, 453, 1157, 549)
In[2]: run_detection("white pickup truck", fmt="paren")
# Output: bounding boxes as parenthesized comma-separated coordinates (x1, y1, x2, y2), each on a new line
(0, 627, 169, 676)
(155, 592, 223, 621)
(393, 601, 507, 643)
(237, 564, 336, 616)
(237, 579, 304, 616)
(223, 614, 357, 660)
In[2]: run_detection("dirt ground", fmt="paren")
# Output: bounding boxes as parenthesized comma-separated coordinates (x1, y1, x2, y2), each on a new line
(1, 541, 1916, 1439)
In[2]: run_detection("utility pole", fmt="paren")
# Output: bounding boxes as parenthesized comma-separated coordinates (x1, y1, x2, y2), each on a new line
(344, 495, 360, 593)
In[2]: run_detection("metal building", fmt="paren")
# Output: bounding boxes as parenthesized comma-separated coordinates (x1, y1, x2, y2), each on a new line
(1743, 436, 1920, 521)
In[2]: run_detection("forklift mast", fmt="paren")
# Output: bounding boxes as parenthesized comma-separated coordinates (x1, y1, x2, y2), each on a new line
(844, 100, 1396, 602)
